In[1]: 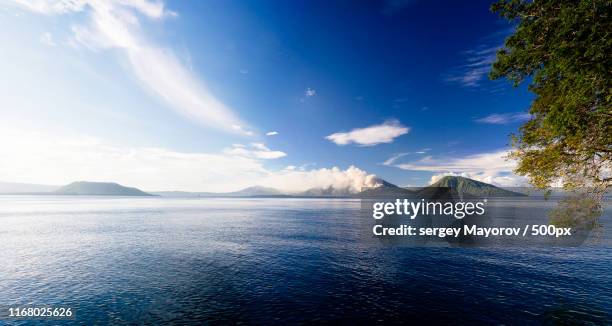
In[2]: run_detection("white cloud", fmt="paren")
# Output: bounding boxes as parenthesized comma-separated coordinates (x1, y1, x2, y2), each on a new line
(0, 129, 264, 192)
(395, 150, 514, 172)
(40, 32, 56, 46)
(223, 143, 286, 160)
(382, 149, 430, 165)
(10, 0, 172, 19)
(475, 112, 531, 124)
(231, 125, 254, 136)
(298, 163, 317, 171)
(391, 149, 527, 187)
(382, 152, 409, 166)
(444, 45, 499, 88)
(415, 150, 429, 154)
(266, 131, 278, 136)
(11, 0, 251, 135)
(9, 0, 87, 14)
(326, 120, 410, 146)
(250, 142, 267, 151)
(0, 129, 380, 193)
(305, 87, 316, 97)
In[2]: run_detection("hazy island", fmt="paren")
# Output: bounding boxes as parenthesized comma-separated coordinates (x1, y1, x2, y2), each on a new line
(54, 181, 154, 196)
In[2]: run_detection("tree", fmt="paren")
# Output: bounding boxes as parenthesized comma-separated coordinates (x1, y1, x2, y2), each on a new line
(489, 0, 611, 197)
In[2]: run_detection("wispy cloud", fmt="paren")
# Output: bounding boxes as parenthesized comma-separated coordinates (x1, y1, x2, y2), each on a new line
(394, 150, 514, 172)
(388, 149, 526, 187)
(475, 112, 531, 124)
(232, 125, 254, 136)
(382, 149, 430, 166)
(305, 87, 316, 97)
(223, 143, 286, 160)
(11, 0, 252, 135)
(10, 0, 88, 14)
(266, 131, 278, 136)
(444, 45, 499, 88)
(326, 120, 410, 146)
(382, 153, 410, 166)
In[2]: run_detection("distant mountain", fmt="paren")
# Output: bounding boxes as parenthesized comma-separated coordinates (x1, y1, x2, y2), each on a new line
(292, 178, 411, 198)
(154, 182, 404, 198)
(424, 176, 526, 197)
(0, 182, 59, 194)
(297, 186, 353, 197)
(226, 186, 284, 197)
(151, 191, 215, 197)
(355, 179, 414, 198)
(3, 177, 527, 198)
(54, 181, 153, 196)
(153, 186, 282, 198)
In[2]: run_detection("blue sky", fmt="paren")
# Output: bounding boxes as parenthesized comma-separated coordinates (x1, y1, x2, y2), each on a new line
(0, 0, 533, 192)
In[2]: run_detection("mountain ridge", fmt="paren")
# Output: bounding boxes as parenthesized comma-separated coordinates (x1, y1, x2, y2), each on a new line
(426, 176, 526, 197)
(54, 181, 153, 196)
(0, 176, 526, 198)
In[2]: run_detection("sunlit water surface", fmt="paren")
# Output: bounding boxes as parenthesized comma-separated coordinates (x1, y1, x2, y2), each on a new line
(0, 196, 610, 324)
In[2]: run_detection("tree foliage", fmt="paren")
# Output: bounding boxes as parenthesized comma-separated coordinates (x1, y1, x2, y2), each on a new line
(489, 0, 611, 195)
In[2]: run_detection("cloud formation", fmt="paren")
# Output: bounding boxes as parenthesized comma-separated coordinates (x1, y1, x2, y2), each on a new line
(444, 45, 499, 88)
(0, 129, 381, 192)
(326, 120, 410, 146)
(382, 153, 410, 166)
(223, 143, 286, 160)
(394, 150, 514, 172)
(389, 149, 526, 187)
(11, 0, 251, 135)
(381, 149, 430, 166)
(266, 131, 278, 136)
(305, 87, 316, 97)
(475, 112, 531, 124)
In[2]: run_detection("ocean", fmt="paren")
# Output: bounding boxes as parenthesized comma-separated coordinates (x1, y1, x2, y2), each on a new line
(0, 196, 610, 324)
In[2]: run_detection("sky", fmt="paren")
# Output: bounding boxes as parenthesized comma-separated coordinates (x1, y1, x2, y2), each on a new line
(0, 0, 535, 192)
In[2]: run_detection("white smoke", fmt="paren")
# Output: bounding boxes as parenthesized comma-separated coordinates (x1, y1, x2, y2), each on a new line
(260, 166, 382, 193)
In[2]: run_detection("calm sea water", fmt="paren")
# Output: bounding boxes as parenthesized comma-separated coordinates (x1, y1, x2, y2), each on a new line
(0, 196, 610, 325)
